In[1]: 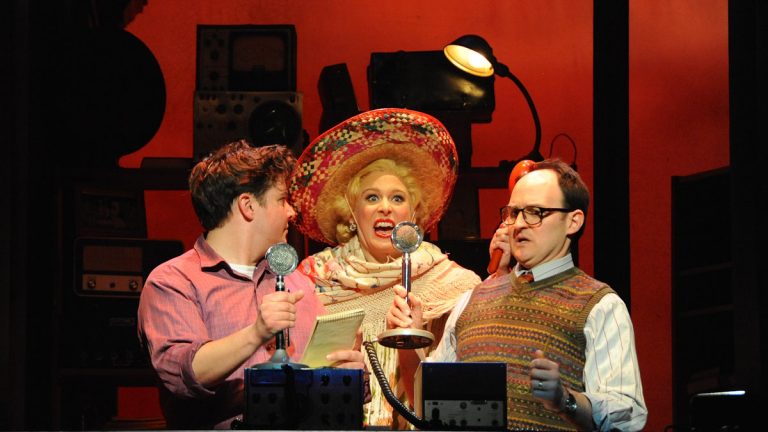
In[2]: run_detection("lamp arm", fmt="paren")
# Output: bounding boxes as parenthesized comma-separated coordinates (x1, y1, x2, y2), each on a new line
(494, 62, 543, 161)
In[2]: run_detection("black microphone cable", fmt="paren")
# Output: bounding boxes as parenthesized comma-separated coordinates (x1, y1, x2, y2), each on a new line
(363, 340, 431, 430)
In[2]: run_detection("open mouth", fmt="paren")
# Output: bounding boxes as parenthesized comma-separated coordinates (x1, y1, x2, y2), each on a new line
(514, 235, 530, 244)
(373, 219, 395, 238)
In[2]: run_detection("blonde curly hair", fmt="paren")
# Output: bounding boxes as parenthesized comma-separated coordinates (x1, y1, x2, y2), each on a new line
(331, 159, 423, 244)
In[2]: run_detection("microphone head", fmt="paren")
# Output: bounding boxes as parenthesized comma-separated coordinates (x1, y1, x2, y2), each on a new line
(391, 221, 423, 254)
(265, 242, 299, 276)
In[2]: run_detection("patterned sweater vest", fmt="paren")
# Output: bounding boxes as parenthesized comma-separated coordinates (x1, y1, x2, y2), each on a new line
(455, 267, 615, 431)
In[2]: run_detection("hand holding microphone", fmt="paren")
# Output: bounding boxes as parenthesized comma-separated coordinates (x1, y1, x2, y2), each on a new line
(377, 222, 434, 350)
(256, 290, 304, 341)
(265, 242, 299, 348)
(487, 159, 536, 274)
(252, 242, 309, 369)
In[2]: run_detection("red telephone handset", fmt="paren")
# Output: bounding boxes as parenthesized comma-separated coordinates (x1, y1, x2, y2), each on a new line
(487, 159, 536, 274)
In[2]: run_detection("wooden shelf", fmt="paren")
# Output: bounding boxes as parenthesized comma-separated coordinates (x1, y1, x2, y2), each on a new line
(65, 166, 191, 191)
(671, 167, 734, 426)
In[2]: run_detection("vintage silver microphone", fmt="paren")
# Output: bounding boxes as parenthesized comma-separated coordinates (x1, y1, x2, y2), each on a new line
(376, 221, 435, 349)
(253, 242, 308, 369)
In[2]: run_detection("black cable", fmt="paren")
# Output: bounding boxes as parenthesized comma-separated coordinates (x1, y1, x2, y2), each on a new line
(363, 341, 431, 430)
(547, 132, 578, 169)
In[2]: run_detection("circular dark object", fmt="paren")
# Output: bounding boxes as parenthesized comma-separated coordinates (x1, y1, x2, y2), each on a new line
(247, 99, 301, 147)
(69, 29, 166, 164)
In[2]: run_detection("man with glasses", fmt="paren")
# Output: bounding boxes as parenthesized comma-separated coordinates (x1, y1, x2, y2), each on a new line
(388, 159, 647, 431)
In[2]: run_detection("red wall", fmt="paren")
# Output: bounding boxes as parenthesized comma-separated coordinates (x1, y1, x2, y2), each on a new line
(123, 1, 729, 429)
(630, 1, 729, 428)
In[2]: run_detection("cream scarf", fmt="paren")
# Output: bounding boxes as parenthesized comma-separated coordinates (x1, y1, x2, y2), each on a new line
(298, 236, 481, 427)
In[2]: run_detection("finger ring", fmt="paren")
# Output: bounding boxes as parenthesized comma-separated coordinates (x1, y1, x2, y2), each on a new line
(536, 380, 544, 390)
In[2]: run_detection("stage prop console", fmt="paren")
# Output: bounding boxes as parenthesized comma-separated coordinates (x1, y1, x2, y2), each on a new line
(242, 367, 364, 430)
(415, 362, 507, 430)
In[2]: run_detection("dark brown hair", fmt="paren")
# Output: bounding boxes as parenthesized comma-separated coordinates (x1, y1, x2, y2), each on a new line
(531, 159, 590, 239)
(189, 140, 295, 231)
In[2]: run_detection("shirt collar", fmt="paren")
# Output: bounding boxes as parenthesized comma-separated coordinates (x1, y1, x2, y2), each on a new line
(194, 235, 227, 270)
(194, 234, 270, 281)
(515, 254, 574, 281)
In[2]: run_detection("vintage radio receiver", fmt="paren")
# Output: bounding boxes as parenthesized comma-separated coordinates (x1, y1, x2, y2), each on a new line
(74, 237, 183, 297)
(62, 237, 183, 368)
(415, 362, 507, 430)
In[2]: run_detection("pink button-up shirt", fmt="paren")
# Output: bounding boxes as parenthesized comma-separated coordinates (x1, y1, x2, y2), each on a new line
(138, 235, 324, 429)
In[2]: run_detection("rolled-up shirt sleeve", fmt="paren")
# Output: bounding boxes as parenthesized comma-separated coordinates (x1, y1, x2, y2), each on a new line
(583, 293, 648, 431)
(138, 263, 215, 399)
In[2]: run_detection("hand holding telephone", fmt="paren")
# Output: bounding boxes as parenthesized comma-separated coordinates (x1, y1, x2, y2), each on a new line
(487, 159, 536, 274)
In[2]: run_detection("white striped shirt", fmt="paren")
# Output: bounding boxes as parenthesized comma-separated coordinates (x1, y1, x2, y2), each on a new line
(427, 254, 648, 431)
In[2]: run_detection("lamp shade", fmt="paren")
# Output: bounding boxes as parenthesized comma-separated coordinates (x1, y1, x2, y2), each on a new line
(443, 34, 543, 161)
(443, 34, 495, 77)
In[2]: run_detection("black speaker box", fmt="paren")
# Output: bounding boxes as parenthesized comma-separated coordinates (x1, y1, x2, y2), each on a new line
(368, 51, 485, 167)
(368, 50, 495, 123)
(196, 25, 297, 92)
(193, 90, 304, 161)
(318, 63, 359, 133)
(243, 368, 363, 430)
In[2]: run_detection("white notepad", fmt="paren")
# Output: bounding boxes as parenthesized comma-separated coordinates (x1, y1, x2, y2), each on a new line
(300, 308, 365, 368)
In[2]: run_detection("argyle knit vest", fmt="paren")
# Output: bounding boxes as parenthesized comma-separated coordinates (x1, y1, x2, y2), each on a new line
(455, 267, 615, 431)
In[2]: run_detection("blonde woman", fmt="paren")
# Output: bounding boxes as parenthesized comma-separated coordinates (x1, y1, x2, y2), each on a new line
(289, 108, 480, 427)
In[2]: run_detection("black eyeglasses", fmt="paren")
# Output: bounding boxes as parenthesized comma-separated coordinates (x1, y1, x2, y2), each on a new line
(500, 206, 573, 227)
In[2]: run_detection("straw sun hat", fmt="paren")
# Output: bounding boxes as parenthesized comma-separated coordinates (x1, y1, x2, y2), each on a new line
(289, 108, 459, 246)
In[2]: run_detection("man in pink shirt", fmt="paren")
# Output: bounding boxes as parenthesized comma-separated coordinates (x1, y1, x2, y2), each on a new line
(138, 140, 364, 429)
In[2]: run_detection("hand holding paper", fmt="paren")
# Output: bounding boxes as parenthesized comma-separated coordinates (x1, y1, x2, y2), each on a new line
(325, 329, 364, 369)
(300, 308, 365, 368)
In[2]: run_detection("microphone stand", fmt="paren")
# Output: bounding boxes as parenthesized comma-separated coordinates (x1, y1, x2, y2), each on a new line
(377, 222, 434, 349)
(253, 243, 307, 370)
(363, 222, 435, 429)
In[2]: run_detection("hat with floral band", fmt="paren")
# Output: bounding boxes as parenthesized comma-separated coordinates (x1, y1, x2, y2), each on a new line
(289, 108, 459, 246)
